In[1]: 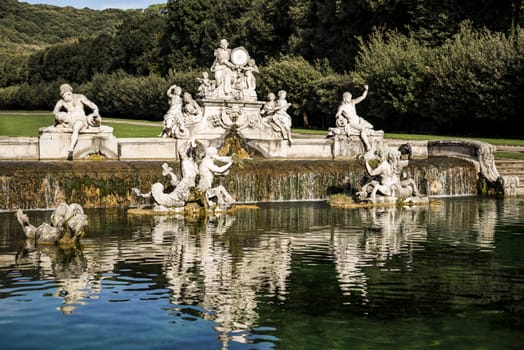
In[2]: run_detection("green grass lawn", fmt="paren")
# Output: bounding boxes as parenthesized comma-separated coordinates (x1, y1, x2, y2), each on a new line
(1, 112, 523, 159)
(0, 113, 162, 138)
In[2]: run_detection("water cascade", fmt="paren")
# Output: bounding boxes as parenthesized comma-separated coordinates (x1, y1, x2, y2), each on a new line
(0, 158, 477, 211)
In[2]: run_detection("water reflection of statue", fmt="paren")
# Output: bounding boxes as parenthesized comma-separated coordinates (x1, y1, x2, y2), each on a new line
(211, 39, 235, 97)
(48, 246, 89, 314)
(160, 84, 188, 138)
(52, 84, 101, 160)
(16, 203, 88, 244)
(335, 86, 374, 152)
(197, 147, 235, 210)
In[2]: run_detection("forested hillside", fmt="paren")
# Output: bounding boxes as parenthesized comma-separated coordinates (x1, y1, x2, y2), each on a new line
(0, 0, 132, 53)
(0, 0, 522, 138)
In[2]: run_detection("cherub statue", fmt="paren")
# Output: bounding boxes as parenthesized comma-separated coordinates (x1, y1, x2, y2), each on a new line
(196, 72, 214, 98)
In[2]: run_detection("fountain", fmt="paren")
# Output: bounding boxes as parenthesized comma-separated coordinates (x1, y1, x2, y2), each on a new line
(0, 38, 522, 350)
(0, 38, 519, 213)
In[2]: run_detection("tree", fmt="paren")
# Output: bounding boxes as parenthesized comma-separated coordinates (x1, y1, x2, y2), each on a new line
(111, 12, 166, 75)
(353, 29, 433, 133)
(428, 23, 523, 136)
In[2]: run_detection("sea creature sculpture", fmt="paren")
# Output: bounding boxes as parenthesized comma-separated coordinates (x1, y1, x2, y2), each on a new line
(16, 203, 88, 244)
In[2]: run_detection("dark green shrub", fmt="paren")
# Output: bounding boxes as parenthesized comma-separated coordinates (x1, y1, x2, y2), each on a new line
(258, 55, 324, 125)
(429, 22, 522, 136)
(84, 71, 169, 120)
(353, 29, 433, 133)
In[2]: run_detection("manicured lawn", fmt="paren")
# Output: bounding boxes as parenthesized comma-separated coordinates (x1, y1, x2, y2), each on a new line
(0, 113, 162, 138)
(0, 113, 54, 137)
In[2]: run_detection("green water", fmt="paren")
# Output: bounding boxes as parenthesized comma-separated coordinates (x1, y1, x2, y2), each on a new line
(0, 197, 523, 349)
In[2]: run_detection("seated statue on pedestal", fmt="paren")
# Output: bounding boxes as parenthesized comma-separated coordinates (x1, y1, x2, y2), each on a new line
(51, 84, 102, 160)
(334, 85, 374, 152)
(205, 39, 259, 101)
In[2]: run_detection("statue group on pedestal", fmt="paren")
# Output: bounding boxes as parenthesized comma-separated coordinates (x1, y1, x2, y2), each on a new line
(260, 90, 294, 145)
(159, 85, 203, 138)
(207, 39, 259, 100)
(357, 147, 421, 202)
(159, 38, 295, 144)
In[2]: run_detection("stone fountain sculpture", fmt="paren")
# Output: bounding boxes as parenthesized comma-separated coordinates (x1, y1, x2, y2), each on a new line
(16, 202, 88, 244)
(328, 87, 385, 160)
(132, 140, 235, 213)
(356, 146, 427, 205)
(159, 38, 295, 157)
(39, 84, 117, 160)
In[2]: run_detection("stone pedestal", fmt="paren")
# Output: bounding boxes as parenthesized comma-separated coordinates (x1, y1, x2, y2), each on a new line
(330, 128, 385, 159)
(186, 99, 269, 142)
(39, 126, 118, 160)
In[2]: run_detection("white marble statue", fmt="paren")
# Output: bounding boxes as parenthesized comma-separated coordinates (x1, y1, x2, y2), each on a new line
(357, 147, 420, 202)
(178, 140, 199, 188)
(182, 92, 202, 123)
(132, 161, 191, 212)
(133, 143, 235, 211)
(52, 84, 101, 160)
(16, 203, 88, 244)
(197, 146, 235, 210)
(211, 39, 236, 98)
(334, 86, 374, 151)
(196, 72, 215, 98)
(261, 90, 294, 145)
(160, 84, 188, 138)
(204, 39, 259, 100)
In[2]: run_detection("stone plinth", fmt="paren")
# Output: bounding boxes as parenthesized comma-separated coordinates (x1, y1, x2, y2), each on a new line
(331, 130, 385, 159)
(39, 126, 117, 160)
(186, 99, 269, 142)
(0, 137, 39, 160)
(119, 138, 178, 160)
(249, 138, 333, 158)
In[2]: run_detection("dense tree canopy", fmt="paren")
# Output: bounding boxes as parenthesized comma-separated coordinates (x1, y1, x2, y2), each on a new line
(0, 0, 523, 137)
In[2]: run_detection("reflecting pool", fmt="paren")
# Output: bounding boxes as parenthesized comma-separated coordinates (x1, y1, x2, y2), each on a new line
(1, 198, 523, 350)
